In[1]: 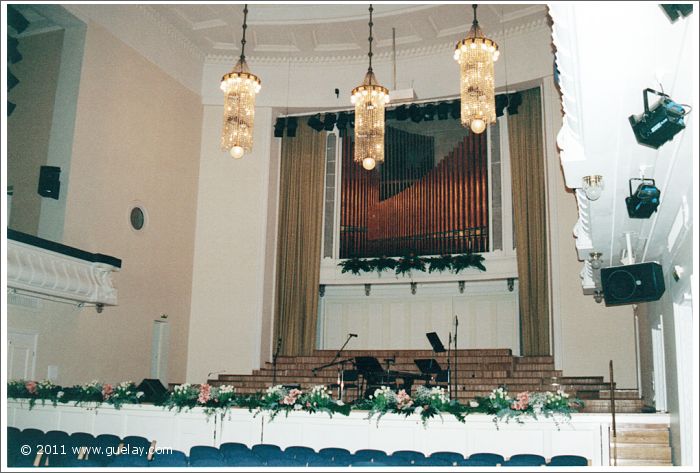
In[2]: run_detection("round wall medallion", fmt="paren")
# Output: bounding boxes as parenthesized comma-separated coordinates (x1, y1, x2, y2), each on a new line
(129, 204, 148, 231)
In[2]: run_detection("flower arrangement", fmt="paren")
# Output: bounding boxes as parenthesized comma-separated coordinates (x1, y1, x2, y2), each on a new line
(106, 381, 144, 409)
(7, 380, 582, 428)
(356, 385, 464, 426)
(471, 386, 583, 428)
(247, 385, 350, 420)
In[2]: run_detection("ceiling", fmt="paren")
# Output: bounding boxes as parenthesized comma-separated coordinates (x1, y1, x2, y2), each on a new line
(149, 3, 547, 60)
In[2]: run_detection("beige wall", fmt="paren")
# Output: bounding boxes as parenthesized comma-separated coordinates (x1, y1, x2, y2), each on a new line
(7, 21, 202, 386)
(7, 29, 64, 235)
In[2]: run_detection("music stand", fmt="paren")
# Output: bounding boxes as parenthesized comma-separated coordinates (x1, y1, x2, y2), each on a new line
(414, 358, 442, 375)
(426, 332, 446, 353)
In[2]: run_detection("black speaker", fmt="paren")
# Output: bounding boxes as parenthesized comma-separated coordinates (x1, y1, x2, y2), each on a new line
(600, 262, 665, 306)
(37, 165, 61, 199)
(137, 378, 168, 403)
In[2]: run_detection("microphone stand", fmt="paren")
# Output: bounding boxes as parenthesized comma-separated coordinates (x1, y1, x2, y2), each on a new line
(312, 334, 355, 400)
(453, 316, 459, 398)
(272, 337, 282, 386)
(446, 332, 452, 398)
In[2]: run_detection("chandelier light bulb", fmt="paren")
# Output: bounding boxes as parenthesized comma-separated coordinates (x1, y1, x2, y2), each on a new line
(362, 157, 376, 170)
(470, 118, 486, 134)
(582, 175, 604, 200)
(230, 146, 245, 159)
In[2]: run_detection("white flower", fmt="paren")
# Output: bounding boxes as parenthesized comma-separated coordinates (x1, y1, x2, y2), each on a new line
(489, 393, 496, 400)
(337, 400, 345, 406)
(57, 391, 64, 398)
(294, 404, 302, 410)
(469, 400, 479, 408)
(415, 406, 423, 414)
(137, 391, 144, 398)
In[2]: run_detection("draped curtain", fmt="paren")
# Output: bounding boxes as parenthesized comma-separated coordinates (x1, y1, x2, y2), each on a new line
(508, 87, 550, 356)
(274, 122, 327, 356)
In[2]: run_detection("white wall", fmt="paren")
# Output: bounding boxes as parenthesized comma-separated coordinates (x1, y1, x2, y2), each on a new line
(185, 106, 278, 383)
(319, 281, 519, 353)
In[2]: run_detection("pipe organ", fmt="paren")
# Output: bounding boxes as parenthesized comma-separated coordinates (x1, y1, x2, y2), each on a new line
(340, 128, 488, 258)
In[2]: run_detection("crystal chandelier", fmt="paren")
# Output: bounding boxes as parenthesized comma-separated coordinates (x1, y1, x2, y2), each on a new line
(220, 4, 261, 159)
(351, 5, 389, 171)
(453, 4, 499, 134)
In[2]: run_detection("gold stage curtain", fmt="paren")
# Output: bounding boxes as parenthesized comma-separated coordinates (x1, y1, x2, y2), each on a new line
(509, 87, 550, 356)
(275, 122, 327, 356)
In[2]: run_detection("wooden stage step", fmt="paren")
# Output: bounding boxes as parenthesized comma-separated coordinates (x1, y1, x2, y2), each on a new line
(610, 423, 672, 466)
(208, 349, 642, 414)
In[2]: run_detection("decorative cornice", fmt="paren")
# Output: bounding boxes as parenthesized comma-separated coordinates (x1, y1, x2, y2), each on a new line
(205, 17, 550, 66)
(7, 238, 120, 306)
(138, 5, 205, 61)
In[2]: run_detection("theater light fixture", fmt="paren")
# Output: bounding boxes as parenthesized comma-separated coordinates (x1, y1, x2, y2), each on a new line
(352, 4, 389, 171)
(582, 175, 604, 201)
(628, 88, 688, 149)
(220, 4, 261, 159)
(626, 178, 661, 219)
(454, 4, 499, 134)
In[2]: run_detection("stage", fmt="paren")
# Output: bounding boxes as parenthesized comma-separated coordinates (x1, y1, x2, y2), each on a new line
(6, 400, 670, 465)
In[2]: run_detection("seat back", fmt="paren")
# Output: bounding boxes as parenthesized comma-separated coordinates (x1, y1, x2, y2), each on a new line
(108, 454, 149, 467)
(318, 447, 351, 460)
(189, 445, 223, 462)
(220, 442, 251, 458)
(284, 446, 316, 461)
(504, 453, 546, 466)
(548, 455, 589, 466)
(121, 435, 152, 456)
(429, 451, 466, 465)
(149, 449, 188, 467)
(354, 448, 388, 462)
(251, 443, 283, 458)
(468, 452, 504, 465)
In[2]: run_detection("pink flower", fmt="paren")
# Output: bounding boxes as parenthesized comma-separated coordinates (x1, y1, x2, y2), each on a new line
(282, 388, 302, 406)
(102, 384, 114, 400)
(396, 389, 414, 409)
(25, 381, 37, 394)
(198, 384, 211, 404)
(511, 391, 530, 411)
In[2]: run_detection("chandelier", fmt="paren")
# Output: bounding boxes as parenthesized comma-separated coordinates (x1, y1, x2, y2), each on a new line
(351, 5, 389, 171)
(454, 4, 499, 134)
(220, 4, 261, 159)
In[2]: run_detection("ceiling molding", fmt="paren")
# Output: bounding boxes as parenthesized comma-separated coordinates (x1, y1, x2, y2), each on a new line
(205, 17, 550, 67)
(138, 5, 206, 61)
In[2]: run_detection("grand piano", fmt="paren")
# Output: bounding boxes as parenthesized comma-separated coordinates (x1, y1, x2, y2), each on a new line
(354, 356, 431, 397)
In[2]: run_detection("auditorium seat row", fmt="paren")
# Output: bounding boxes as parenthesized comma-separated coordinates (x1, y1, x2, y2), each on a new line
(7, 427, 590, 467)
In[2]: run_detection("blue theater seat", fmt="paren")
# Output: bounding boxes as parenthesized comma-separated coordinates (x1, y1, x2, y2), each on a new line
(318, 447, 352, 460)
(108, 453, 149, 467)
(190, 457, 226, 467)
(428, 451, 466, 465)
(148, 449, 188, 467)
(468, 452, 505, 465)
(224, 454, 265, 467)
(353, 448, 388, 462)
(219, 442, 251, 458)
(121, 435, 152, 455)
(284, 445, 317, 462)
(503, 453, 547, 466)
(391, 450, 426, 465)
(266, 457, 305, 467)
(251, 443, 284, 458)
(189, 445, 223, 463)
(548, 455, 589, 466)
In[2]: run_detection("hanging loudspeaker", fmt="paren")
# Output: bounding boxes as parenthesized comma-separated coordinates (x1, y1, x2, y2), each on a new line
(600, 262, 665, 306)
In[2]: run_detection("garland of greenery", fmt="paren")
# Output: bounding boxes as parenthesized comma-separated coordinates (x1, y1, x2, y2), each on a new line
(338, 253, 486, 277)
(8, 380, 581, 428)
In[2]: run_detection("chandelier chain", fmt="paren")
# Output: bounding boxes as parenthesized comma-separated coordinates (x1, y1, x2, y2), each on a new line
(368, 5, 374, 73)
(472, 4, 478, 26)
(240, 4, 249, 61)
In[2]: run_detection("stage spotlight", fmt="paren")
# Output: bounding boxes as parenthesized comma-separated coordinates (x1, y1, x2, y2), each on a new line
(625, 178, 660, 219)
(437, 102, 450, 120)
(409, 104, 423, 123)
(307, 113, 324, 132)
(450, 100, 461, 120)
(336, 112, 348, 137)
(423, 103, 436, 121)
(506, 92, 522, 115)
(274, 117, 286, 138)
(628, 88, 687, 149)
(661, 4, 693, 22)
(323, 113, 337, 131)
(286, 117, 298, 137)
(395, 105, 408, 121)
